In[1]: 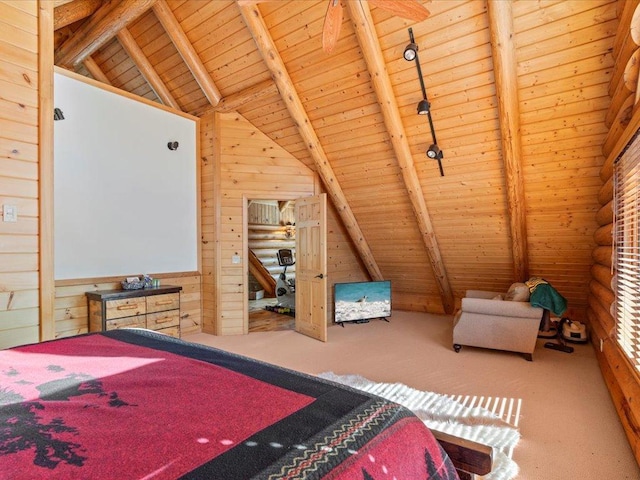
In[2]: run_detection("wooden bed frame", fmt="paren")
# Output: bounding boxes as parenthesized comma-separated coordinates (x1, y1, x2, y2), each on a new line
(433, 429, 493, 479)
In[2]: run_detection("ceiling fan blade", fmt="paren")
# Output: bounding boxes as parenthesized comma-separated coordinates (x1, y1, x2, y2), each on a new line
(367, 0, 430, 22)
(322, 0, 343, 54)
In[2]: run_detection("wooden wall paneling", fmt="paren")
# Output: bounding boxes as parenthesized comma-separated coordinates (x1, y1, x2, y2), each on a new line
(0, 0, 41, 349)
(214, 111, 314, 334)
(324, 190, 369, 321)
(117, 27, 180, 109)
(331, 1, 455, 312)
(53, 273, 201, 338)
(510, 0, 616, 319)
(239, 2, 384, 282)
(130, 9, 209, 114)
(39, 0, 55, 342)
(93, 38, 158, 102)
(83, 55, 111, 84)
(199, 110, 218, 334)
(152, 0, 221, 106)
(272, 5, 445, 311)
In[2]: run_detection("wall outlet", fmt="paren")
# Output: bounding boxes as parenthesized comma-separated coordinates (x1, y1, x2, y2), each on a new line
(2, 205, 17, 222)
(232, 255, 241, 264)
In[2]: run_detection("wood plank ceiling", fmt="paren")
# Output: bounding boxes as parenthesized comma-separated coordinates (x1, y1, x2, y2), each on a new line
(52, 0, 619, 317)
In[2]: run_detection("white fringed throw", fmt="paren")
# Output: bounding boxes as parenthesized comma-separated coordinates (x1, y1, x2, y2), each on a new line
(317, 372, 520, 480)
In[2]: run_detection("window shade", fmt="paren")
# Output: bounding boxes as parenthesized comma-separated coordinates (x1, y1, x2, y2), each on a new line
(614, 130, 640, 371)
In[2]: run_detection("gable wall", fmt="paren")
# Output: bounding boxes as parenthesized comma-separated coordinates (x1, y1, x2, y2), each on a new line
(200, 111, 369, 335)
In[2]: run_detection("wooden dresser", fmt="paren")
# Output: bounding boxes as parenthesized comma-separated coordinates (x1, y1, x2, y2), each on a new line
(86, 286, 182, 338)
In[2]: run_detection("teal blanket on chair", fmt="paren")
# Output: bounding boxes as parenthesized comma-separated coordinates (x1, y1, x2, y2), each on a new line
(526, 278, 567, 317)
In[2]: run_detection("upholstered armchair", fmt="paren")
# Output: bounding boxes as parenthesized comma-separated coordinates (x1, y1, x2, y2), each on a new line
(452, 289, 545, 361)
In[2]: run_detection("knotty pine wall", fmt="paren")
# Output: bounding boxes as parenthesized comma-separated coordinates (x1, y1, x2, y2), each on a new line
(0, 1, 42, 349)
(53, 274, 202, 338)
(200, 110, 369, 335)
(587, 0, 640, 464)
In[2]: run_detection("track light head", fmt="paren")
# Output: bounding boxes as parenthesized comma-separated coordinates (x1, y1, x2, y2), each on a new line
(417, 99, 430, 115)
(403, 42, 418, 61)
(426, 144, 442, 160)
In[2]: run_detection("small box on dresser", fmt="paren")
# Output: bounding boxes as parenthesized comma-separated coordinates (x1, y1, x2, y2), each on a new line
(86, 285, 182, 338)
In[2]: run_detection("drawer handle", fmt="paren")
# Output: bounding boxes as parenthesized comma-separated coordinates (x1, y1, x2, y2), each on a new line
(154, 300, 174, 306)
(116, 305, 140, 310)
(154, 317, 173, 324)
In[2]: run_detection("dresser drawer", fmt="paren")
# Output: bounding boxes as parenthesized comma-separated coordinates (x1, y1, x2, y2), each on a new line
(106, 314, 146, 330)
(86, 286, 182, 337)
(105, 298, 146, 320)
(155, 326, 180, 338)
(147, 310, 179, 330)
(147, 293, 180, 313)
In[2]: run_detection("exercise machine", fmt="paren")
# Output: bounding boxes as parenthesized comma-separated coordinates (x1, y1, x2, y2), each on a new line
(275, 249, 295, 309)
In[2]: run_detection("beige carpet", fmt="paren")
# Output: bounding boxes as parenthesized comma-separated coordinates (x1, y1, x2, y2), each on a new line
(184, 310, 639, 479)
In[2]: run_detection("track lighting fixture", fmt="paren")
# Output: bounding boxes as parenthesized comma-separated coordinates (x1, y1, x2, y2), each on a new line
(427, 144, 442, 160)
(417, 99, 430, 115)
(404, 28, 444, 176)
(403, 42, 418, 61)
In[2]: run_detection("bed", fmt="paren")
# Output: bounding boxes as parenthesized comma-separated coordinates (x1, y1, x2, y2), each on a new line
(0, 329, 489, 479)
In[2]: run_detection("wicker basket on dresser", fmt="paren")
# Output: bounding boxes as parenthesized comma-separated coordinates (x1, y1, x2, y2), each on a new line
(86, 285, 182, 338)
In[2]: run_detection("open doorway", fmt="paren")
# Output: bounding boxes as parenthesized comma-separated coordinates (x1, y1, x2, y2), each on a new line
(246, 199, 296, 332)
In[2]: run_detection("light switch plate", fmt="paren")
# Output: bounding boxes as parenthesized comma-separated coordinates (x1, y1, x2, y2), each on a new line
(3, 205, 17, 222)
(232, 255, 241, 264)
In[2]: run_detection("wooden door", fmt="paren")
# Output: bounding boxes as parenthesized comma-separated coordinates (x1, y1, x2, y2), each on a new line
(294, 194, 327, 342)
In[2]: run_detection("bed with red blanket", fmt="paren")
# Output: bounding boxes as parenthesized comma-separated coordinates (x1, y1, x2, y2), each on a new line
(1, 329, 460, 479)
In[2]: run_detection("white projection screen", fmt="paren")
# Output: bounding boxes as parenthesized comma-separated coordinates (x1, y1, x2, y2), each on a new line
(54, 70, 198, 280)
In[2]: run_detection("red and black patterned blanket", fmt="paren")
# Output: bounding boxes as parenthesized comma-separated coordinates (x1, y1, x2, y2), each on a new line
(0, 329, 458, 479)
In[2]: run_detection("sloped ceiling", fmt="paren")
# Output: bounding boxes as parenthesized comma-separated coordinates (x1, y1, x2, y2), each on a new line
(53, 0, 620, 316)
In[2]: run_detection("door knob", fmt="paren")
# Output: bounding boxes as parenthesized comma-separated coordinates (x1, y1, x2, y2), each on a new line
(315, 273, 324, 279)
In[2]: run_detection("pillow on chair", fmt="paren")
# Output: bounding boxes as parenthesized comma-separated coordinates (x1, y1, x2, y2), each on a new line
(505, 282, 530, 302)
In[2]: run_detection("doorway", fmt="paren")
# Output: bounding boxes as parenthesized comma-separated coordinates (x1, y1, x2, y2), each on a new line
(246, 199, 296, 332)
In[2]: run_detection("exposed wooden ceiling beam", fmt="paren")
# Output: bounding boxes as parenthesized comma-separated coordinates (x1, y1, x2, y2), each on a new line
(487, 0, 529, 282)
(238, 2, 384, 281)
(209, 79, 278, 114)
(117, 27, 180, 110)
(152, 0, 221, 107)
(83, 56, 111, 85)
(55, 0, 157, 68)
(54, 0, 101, 31)
(345, 1, 455, 314)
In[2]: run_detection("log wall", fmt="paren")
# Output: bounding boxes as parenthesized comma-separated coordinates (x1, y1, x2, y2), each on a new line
(588, 0, 640, 464)
(0, 0, 41, 349)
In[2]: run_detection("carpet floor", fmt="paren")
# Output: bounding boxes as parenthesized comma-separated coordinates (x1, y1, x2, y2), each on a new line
(184, 310, 639, 479)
